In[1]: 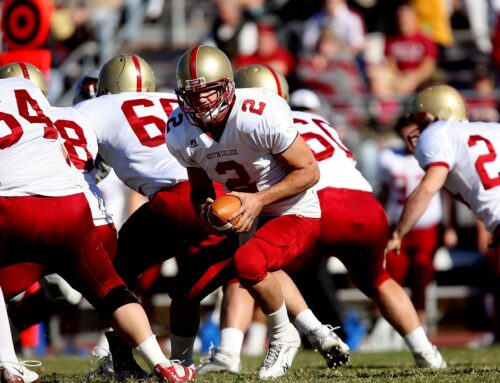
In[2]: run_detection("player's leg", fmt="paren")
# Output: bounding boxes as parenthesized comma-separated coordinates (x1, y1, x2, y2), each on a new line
(169, 234, 238, 370)
(107, 185, 198, 378)
(196, 282, 251, 375)
(489, 229, 500, 343)
(332, 192, 445, 369)
(318, 188, 445, 368)
(274, 270, 350, 369)
(55, 193, 195, 382)
(407, 226, 439, 325)
(0, 287, 41, 383)
(233, 215, 320, 379)
(243, 305, 268, 356)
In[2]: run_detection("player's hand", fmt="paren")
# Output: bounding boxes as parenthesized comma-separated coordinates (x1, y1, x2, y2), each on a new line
(199, 197, 218, 233)
(227, 191, 264, 233)
(442, 227, 458, 248)
(385, 232, 402, 256)
(477, 228, 493, 255)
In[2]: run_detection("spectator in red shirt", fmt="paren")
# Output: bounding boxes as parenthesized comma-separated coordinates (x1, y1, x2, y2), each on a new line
(384, 3, 438, 96)
(233, 22, 295, 77)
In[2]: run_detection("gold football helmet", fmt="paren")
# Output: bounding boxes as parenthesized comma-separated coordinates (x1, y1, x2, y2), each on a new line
(0, 62, 48, 97)
(415, 84, 468, 121)
(175, 45, 235, 127)
(97, 54, 155, 96)
(234, 64, 289, 101)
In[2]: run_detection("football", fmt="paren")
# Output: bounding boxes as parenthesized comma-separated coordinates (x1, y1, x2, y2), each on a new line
(207, 195, 242, 231)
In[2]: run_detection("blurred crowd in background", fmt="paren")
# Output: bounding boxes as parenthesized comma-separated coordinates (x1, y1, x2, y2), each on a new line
(2, 0, 500, 356)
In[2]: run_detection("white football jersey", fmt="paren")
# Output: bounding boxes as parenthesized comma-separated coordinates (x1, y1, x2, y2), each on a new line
(415, 120, 500, 233)
(49, 106, 112, 226)
(379, 146, 442, 228)
(167, 88, 320, 218)
(76, 92, 187, 198)
(292, 110, 372, 193)
(0, 78, 84, 197)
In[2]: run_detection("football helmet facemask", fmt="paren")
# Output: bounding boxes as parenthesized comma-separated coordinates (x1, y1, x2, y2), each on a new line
(175, 45, 235, 128)
(0, 62, 48, 97)
(97, 54, 155, 96)
(234, 64, 289, 101)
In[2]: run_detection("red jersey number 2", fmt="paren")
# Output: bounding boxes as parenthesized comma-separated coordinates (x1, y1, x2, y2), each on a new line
(241, 99, 266, 115)
(468, 135, 500, 190)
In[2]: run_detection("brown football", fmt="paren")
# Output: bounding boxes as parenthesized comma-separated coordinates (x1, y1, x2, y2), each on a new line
(207, 195, 241, 231)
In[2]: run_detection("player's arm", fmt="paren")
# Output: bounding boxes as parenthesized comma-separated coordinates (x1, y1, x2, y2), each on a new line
(187, 166, 216, 218)
(441, 189, 458, 248)
(260, 134, 319, 204)
(229, 134, 319, 233)
(386, 165, 449, 254)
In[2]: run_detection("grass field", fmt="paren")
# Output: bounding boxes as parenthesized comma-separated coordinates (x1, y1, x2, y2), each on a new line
(35, 346, 500, 382)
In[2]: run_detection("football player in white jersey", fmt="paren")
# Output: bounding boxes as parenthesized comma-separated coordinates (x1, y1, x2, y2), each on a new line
(0, 63, 46, 383)
(6, 68, 124, 379)
(386, 84, 500, 343)
(0, 63, 194, 383)
(76, 53, 212, 379)
(166, 45, 322, 380)
(379, 114, 443, 325)
(215, 64, 445, 369)
(191, 65, 350, 376)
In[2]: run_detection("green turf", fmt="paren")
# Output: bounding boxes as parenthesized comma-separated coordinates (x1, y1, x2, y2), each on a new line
(35, 346, 500, 382)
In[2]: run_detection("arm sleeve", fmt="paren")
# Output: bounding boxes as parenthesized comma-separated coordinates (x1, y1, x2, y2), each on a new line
(415, 122, 456, 170)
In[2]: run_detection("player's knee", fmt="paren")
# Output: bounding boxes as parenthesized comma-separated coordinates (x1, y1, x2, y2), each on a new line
(94, 286, 139, 319)
(357, 272, 391, 298)
(233, 245, 268, 283)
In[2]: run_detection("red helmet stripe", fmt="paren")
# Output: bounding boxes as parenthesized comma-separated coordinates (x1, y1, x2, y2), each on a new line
(18, 62, 30, 80)
(263, 64, 282, 98)
(190, 46, 200, 80)
(130, 54, 142, 91)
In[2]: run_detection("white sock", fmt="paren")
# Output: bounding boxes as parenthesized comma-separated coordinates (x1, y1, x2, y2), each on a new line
(0, 287, 17, 362)
(244, 322, 267, 355)
(135, 334, 169, 369)
(218, 328, 244, 356)
(170, 333, 195, 366)
(294, 309, 322, 335)
(267, 302, 291, 340)
(403, 326, 434, 354)
(95, 332, 110, 357)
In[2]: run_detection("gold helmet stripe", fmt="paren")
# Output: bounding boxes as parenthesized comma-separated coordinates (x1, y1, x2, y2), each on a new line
(263, 64, 283, 99)
(190, 45, 200, 79)
(130, 54, 142, 91)
(18, 62, 31, 80)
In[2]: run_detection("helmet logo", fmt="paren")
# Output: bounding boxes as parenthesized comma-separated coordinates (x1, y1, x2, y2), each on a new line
(185, 77, 206, 90)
